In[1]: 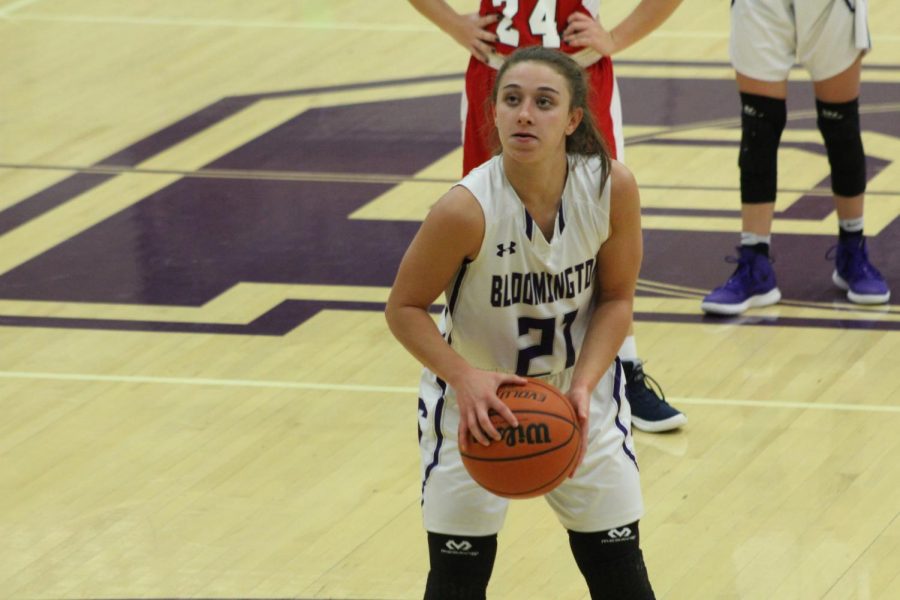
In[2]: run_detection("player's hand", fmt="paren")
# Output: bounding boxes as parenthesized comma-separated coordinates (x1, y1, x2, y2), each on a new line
(451, 12, 499, 64)
(563, 12, 616, 56)
(565, 385, 591, 476)
(454, 369, 526, 451)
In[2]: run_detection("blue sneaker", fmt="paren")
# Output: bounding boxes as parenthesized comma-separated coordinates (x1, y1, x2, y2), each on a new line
(701, 246, 781, 315)
(623, 360, 686, 433)
(830, 237, 891, 304)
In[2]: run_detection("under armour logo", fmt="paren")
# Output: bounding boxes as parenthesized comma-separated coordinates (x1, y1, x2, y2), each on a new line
(821, 109, 843, 120)
(497, 241, 517, 257)
(607, 527, 633, 539)
(445, 540, 472, 551)
(742, 104, 758, 117)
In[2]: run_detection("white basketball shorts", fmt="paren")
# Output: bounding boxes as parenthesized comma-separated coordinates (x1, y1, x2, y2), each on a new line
(730, 0, 871, 82)
(417, 361, 644, 536)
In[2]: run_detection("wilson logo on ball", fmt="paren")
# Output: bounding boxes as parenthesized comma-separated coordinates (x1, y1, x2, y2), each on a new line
(497, 423, 551, 447)
(497, 389, 547, 402)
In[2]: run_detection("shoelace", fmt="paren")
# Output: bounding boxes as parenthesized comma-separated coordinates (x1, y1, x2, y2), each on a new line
(642, 372, 667, 405)
(721, 249, 765, 289)
(631, 363, 667, 404)
(721, 255, 750, 288)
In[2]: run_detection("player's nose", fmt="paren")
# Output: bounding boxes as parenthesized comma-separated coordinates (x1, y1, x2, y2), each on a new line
(516, 100, 535, 124)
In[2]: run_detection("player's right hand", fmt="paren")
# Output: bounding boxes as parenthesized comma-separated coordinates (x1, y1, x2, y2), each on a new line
(453, 369, 525, 450)
(452, 13, 499, 64)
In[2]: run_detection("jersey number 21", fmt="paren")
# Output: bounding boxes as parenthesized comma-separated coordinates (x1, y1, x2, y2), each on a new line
(516, 309, 577, 376)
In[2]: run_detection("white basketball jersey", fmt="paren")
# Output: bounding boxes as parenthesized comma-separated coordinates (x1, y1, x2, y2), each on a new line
(440, 154, 611, 377)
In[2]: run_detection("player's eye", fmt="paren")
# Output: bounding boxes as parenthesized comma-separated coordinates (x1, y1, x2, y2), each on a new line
(504, 93, 520, 105)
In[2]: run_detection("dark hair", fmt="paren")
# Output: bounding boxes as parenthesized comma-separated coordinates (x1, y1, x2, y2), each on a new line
(490, 46, 611, 177)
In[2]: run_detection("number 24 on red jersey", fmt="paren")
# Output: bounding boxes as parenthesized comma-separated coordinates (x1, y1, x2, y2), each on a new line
(481, 0, 599, 51)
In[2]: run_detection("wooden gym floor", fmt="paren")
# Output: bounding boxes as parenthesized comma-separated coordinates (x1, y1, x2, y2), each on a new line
(1, 1, 898, 598)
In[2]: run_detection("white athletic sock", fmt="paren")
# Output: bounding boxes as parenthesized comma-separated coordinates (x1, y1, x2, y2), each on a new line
(838, 216, 864, 233)
(741, 232, 771, 246)
(618, 336, 638, 363)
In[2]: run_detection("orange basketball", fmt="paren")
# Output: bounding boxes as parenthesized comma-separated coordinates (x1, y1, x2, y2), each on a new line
(460, 377, 581, 499)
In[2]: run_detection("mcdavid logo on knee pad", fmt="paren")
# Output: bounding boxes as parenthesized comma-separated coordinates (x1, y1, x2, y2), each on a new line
(603, 527, 636, 542)
(442, 539, 479, 556)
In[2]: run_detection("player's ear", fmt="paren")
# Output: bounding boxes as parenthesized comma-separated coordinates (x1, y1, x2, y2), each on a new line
(566, 107, 583, 136)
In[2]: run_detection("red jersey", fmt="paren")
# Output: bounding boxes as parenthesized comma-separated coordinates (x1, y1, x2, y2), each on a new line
(480, 0, 599, 55)
(463, 1, 617, 175)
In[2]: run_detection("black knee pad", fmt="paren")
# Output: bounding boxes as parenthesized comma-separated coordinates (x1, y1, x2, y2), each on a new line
(739, 93, 786, 204)
(424, 532, 497, 600)
(817, 98, 867, 196)
(569, 522, 655, 599)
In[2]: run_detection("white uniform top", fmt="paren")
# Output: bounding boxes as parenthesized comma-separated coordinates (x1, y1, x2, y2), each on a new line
(418, 154, 643, 537)
(441, 154, 610, 377)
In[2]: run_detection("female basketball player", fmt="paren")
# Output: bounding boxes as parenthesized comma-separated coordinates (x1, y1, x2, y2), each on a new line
(408, 0, 687, 433)
(386, 47, 655, 599)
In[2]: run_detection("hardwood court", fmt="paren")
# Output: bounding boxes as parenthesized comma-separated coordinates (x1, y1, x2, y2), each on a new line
(1, 1, 899, 598)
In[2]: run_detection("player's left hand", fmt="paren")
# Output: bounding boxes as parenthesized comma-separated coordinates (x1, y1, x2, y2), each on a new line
(563, 12, 616, 56)
(565, 385, 591, 477)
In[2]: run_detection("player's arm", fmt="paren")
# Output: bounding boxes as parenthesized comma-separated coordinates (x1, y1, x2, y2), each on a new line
(573, 161, 641, 392)
(567, 161, 642, 467)
(385, 186, 525, 447)
(407, 0, 498, 63)
(563, 0, 684, 57)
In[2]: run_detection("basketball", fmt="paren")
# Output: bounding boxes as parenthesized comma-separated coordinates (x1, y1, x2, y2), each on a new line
(460, 377, 581, 499)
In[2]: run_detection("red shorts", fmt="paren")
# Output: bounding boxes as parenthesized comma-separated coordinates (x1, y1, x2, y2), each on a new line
(462, 55, 618, 176)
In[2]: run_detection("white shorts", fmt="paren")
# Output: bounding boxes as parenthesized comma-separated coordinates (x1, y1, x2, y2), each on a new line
(417, 361, 644, 536)
(730, 0, 871, 82)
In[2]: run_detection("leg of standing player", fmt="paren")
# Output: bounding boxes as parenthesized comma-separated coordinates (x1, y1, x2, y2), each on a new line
(418, 376, 508, 598)
(702, 0, 789, 316)
(812, 53, 890, 303)
(588, 61, 686, 433)
(544, 364, 655, 599)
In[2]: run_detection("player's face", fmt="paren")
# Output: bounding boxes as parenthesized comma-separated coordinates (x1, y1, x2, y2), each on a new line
(494, 62, 582, 162)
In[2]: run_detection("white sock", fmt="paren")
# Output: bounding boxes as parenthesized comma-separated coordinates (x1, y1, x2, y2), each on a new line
(619, 335, 638, 363)
(741, 232, 771, 246)
(838, 216, 864, 232)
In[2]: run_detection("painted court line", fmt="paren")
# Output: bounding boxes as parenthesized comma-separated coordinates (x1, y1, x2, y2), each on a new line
(8, 13, 900, 45)
(3, 163, 899, 198)
(8, 13, 438, 32)
(0, 371, 418, 394)
(1, 370, 898, 414)
(670, 397, 900, 413)
(0, 370, 415, 395)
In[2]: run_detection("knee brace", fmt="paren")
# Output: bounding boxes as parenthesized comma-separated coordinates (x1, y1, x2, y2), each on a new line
(568, 522, 656, 599)
(817, 98, 867, 197)
(739, 93, 786, 204)
(424, 532, 497, 600)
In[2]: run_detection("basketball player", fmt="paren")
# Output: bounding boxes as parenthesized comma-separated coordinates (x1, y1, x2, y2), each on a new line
(408, 0, 687, 433)
(702, 0, 890, 314)
(386, 47, 655, 599)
